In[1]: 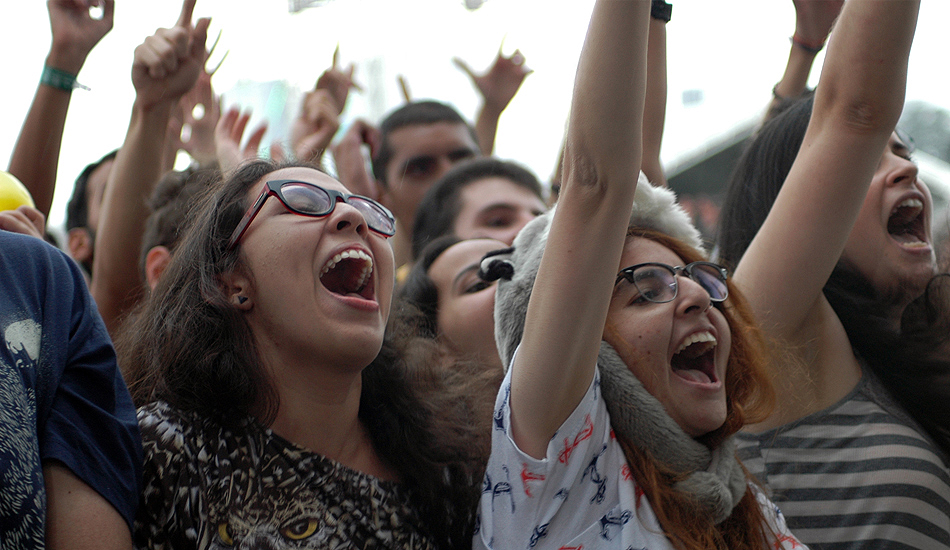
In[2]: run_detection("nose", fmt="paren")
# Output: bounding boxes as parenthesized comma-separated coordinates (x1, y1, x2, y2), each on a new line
(329, 197, 368, 236)
(675, 273, 712, 316)
(886, 154, 920, 188)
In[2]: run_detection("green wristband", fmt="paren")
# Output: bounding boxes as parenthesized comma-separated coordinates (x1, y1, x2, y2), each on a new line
(40, 66, 89, 92)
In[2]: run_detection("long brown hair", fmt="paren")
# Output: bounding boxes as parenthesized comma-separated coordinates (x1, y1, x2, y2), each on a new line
(117, 159, 497, 548)
(603, 228, 777, 550)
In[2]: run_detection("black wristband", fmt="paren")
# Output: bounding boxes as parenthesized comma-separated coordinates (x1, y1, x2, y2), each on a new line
(651, 0, 672, 23)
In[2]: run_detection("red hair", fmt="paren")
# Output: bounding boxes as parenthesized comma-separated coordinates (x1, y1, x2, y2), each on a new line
(603, 228, 776, 550)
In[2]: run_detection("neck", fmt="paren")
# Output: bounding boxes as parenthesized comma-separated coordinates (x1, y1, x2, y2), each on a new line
(264, 357, 397, 481)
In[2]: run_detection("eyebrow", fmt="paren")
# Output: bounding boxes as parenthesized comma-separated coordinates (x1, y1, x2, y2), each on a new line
(452, 262, 482, 289)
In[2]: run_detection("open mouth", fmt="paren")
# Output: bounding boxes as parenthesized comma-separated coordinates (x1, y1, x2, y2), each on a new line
(319, 248, 374, 299)
(887, 198, 928, 248)
(671, 332, 718, 385)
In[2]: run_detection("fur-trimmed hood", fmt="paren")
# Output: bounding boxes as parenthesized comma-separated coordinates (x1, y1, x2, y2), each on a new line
(479, 174, 745, 523)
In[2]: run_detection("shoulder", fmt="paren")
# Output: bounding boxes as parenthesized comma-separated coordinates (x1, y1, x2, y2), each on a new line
(0, 232, 81, 284)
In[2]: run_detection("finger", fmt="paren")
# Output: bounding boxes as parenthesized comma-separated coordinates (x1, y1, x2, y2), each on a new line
(207, 28, 222, 58)
(332, 43, 340, 68)
(191, 17, 211, 60)
(178, 0, 196, 29)
(216, 106, 239, 138)
(244, 123, 269, 156)
(207, 48, 229, 76)
(270, 142, 287, 163)
(451, 57, 476, 79)
(101, 0, 115, 23)
(232, 111, 252, 142)
(21, 206, 47, 229)
(397, 75, 411, 103)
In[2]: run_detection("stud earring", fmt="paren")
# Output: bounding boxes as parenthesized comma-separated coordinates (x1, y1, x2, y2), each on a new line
(237, 296, 248, 304)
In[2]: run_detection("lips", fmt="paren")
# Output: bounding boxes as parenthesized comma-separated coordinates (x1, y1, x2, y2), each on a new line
(670, 331, 719, 385)
(887, 196, 929, 249)
(319, 247, 375, 299)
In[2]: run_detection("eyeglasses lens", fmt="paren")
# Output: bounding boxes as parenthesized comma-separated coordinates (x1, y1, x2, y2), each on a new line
(689, 264, 728, 301)
(634, 266, 677, 303)
(281, 183, 332, 215)
(279, 182, 394, 236)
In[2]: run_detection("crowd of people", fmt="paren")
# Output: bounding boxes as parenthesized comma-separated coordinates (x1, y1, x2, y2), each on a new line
(2, 0, 949, 549)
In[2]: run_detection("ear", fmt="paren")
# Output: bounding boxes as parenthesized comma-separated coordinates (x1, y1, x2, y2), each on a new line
(67, 228, 93, 264)
(144, 246, 171, 291)
(219, 268, 253, 310)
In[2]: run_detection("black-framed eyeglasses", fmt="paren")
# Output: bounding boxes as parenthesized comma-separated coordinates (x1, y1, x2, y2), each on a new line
(615, 261, 729, 304)
(227, 180, 396, 250)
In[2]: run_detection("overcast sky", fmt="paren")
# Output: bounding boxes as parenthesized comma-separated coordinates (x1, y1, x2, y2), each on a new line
(2, 0, 948, 230)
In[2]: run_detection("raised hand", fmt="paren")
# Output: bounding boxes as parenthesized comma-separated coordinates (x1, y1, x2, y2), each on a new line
(215, 106, 269, 172)
(173, 69, 221, 165)
(47, 0, 115, 72)
(131, 0, 210, 111)
(290, 89, 341, 164)
(331, 119, 381, 200)
(453, 45, 532, 113)
(314, 45, 361, 114)
(793, 0, 845, 51)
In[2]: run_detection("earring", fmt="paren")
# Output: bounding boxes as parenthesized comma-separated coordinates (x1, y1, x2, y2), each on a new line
(237, 296, 248, 304)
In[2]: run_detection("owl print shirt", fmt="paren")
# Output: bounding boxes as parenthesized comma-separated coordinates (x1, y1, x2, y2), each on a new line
(134, 401, 436, 550)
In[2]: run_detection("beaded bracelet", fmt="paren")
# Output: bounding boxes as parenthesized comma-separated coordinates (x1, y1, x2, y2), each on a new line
(40, 66, 90, 92)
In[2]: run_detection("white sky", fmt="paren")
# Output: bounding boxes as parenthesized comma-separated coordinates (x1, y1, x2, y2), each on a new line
(2, 0, 949, 231)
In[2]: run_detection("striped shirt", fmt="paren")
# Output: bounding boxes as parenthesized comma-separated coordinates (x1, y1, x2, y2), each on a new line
(738, 366, 950, 550)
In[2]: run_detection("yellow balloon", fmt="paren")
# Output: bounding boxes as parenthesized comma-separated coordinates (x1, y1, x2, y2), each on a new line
(0, 171, 35, 212)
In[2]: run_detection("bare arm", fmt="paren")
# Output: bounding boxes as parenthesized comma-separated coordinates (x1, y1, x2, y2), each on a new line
(44, 462, 132, 550)
(641, 16, 668, 187)
(764, 0, 844, 123)
(91, 0, 209, 336)
(8, 0, 114, 219)
(509, 0, 650, 458)
(735, 0, 918, 342)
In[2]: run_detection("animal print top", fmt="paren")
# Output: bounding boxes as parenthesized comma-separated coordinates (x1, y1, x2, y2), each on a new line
(134, 400, 436, 550)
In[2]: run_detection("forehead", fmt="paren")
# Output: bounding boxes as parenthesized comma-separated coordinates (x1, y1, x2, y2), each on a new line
(386, 122, 477, 162)
(619, 236, 685, 268)
(459, 177, 545, 211)
(429, 238, 508, 286)
(245, 167, 345, 202)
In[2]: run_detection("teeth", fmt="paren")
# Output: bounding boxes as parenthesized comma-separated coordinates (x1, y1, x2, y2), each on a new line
(675, 332, 716, 355)
(320, 248, 374, 287)
(896, 198, 923, 210)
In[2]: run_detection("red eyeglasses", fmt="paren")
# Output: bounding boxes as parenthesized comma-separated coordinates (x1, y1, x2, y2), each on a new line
(227, 180, 396, 250)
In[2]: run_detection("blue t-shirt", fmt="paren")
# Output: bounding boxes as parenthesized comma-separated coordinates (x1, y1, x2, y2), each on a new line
(0, 231, 142, 547)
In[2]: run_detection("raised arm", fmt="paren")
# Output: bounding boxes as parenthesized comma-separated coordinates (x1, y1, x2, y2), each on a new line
(8, 0, 114, 219)
(91, 0, 209, 336)
(764, 0, 844, 123)
(509, 0, 650, 458)
(734, 0, 918, 341)
(641, 10, 669, 187)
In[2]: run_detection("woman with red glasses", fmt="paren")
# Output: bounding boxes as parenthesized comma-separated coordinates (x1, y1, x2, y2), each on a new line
(117, 160, 495, 549)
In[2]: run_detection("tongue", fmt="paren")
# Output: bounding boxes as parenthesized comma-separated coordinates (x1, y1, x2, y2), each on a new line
(891, 231, 926, 246)
(674, 368, 712, 384)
